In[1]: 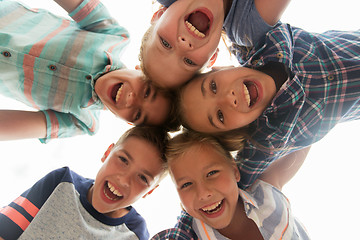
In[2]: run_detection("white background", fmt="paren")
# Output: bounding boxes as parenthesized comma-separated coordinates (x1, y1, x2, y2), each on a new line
(0, 0, 359, 239)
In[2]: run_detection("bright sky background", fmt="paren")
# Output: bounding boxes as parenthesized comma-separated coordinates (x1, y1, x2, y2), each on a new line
(0, 0, 359, 239)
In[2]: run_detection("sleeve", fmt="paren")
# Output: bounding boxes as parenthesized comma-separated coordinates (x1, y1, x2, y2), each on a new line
(0, 167, 72, 240)
(69, 0, 129, 38)
(156, 0, 177, 7)
(150, 211, 198, 240)
(39, 109, 99, 143)
(224, 0, 274, 48)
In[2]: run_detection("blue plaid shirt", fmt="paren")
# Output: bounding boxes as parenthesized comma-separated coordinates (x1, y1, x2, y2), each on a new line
(232, 23, 360, 189)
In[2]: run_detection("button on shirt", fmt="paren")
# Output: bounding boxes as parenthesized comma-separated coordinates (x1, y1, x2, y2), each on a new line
(0, 0, 129, 142)
(231, 23, 360, 188)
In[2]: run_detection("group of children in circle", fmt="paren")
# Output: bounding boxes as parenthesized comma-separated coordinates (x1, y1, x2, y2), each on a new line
(1, 0, 359, 239)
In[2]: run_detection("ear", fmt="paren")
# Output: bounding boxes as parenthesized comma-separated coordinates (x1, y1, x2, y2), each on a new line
(101, 143, 115, 162)
(207, 48, 219, 68)
(231, 160, 241, 182)
(142, 185, 159, 198)
(135, 65, 141, 70)
(151, 7, 167, 23)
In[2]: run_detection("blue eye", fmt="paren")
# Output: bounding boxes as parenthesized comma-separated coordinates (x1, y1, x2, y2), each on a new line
(180, 182, 192, 189)
(207, 170, 219, 177)
(161, 37, 171, 49)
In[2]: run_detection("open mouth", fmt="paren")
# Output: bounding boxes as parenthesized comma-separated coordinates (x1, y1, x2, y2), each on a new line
(111, 83, 123, 103)
(200, 200, 223, 214)
(243, 81, 258, 107)
(185, 9, 211, 38)
(104, 181, 123, 201)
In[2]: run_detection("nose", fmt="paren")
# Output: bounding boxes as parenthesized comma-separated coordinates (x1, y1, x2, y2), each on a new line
(220, 90, 237, 108)
(197, 185, 212, 200)
(178, 35, 193, 50)
(125, 92, 140, 108)
(116, 173, 130, 189)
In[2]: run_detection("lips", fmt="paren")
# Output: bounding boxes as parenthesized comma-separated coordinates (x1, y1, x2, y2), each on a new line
(103, 181, 123, 201)
(243, 81, 258, 107)
(185, 8, 212, 38)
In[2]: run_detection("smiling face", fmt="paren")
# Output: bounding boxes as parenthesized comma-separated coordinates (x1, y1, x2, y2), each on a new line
(143, 0, 225, 88)
(181, 67, 276, 133)
(94, 69, 170, 125)
(88, 136, 164, 218)
(170, 143, 240, 229)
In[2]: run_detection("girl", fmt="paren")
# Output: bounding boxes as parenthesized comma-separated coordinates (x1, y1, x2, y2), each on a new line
(152, 130, 310, 239)
(176, 22, 360, 189)
(139, 0, 290, 88)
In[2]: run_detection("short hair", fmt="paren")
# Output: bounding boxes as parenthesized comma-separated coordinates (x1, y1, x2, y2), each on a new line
(165, 129, 235, 167)
(117, 125, 170, 166)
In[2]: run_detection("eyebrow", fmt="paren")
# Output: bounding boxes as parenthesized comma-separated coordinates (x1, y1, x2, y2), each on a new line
(122, 150, 155, 180)
(201, 77, 206, 97)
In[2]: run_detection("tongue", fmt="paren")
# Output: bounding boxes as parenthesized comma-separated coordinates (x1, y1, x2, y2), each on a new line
(188, 11, 209, 33)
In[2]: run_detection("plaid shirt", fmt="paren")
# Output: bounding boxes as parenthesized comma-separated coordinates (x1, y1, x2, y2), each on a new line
(151, 211, 197, 240)
(0, 0, 129, 142)
(232, 23, 360, 189)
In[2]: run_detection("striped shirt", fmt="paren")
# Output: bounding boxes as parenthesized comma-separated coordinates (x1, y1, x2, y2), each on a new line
(151, 180, 310, 240)
(0, 0, 129, 142)
(0, 167, 149, 240)
(232, 23, 360, 189)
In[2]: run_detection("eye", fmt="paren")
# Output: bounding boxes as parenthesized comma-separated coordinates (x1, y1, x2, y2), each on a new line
(210, 80, 217, 93)
(139, 174, 149, 185)
(180, 182, 192, 189)
(119, 156, 129, 165)
(134, 110, 141, 121)
(144, 85, 151, 98)
(217, 110, 224, 123)
(207, 170, 219, 177)
(184, 58, 196, 66)
(160, 37, 171, 49)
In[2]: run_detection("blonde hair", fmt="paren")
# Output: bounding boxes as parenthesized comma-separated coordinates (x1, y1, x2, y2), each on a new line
(166, 129, 236, 167)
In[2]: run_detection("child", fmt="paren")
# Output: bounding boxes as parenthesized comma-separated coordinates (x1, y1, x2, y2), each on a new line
(0, 125, 169, 240)
(176, 22, 360, 189)
(0, 0, 173, 143)
(139, 0, 290, 88)
(151, 130, 310, 239)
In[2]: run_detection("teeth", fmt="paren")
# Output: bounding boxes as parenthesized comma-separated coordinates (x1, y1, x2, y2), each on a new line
(243, 83, 250, 107)
(201, 200, 222, 212)
(115, 84, 123, 103)
(185, 21, 205, 38)
(107, 182, 123, 197)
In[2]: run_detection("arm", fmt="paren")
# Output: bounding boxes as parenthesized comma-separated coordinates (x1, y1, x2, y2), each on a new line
(0, 110, 46, 140)
(54, 0, 84, 13)
(255, 0, 290, 25)
(258, 146, 311, 190)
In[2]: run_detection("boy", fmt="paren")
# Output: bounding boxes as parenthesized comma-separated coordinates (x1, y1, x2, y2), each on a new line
(177, 22, 360, 189)
(0, 0, 172, 142)
(0, 126, 169, 239)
